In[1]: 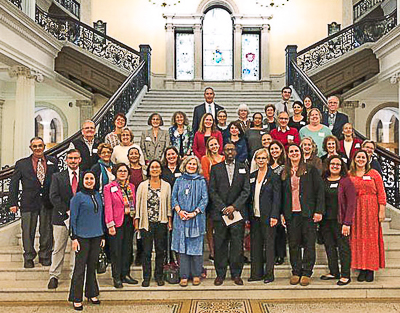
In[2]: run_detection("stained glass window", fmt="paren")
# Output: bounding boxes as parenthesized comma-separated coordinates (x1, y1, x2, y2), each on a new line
(203, 8, 233, 81)
(242, 33, 260, 81)
(176, 33, 194, 80)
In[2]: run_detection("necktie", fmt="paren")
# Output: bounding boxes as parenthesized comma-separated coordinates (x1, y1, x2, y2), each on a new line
(208, 105, 212, 114)
(283, 102, 288, 113)
(37, 159, 45, 185)
(72, 171, 78, 195)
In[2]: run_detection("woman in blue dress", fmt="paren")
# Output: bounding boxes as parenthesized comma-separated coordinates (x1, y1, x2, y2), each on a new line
(171, 156, 208, 287)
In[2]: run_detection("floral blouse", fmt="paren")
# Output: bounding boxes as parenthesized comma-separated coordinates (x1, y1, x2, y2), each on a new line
(147, 186, 161, 223)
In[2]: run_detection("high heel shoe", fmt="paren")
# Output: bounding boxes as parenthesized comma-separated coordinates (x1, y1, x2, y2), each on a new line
(73, 302, 83, 311)
(87, 297, 101, 305)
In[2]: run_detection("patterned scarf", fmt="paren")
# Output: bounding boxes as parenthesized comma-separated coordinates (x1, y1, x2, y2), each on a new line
(118, 180, 135, 215)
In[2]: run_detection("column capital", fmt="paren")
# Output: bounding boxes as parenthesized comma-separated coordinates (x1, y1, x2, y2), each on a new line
(8, 66, 43, 83)
(262, 24, 271, 32)
(75, 100, 93, 107)
(390, 72, 400, 85)
(234, 24, 242, 32)
(165, 23, 175, 31)
(193, 23, 202, 32)
(342, 100, 359, 109)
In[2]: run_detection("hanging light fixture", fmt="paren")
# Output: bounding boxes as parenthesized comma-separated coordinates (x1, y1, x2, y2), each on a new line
(148, 0, 182, 7)
(254, 0, 290, 8)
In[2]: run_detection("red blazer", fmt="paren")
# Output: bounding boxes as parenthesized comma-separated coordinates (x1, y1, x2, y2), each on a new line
(104, 181, 135, 229)
(339, 138, 362, 161)
(192, 130, 223, 160)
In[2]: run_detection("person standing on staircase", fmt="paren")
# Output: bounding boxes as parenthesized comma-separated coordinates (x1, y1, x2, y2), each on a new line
(48, 149, 82, 289)
(9, 137, 59, 269)
(192, 87, 224, 133)
(321, 96, 349, 140)
(275, 86, 293, 117)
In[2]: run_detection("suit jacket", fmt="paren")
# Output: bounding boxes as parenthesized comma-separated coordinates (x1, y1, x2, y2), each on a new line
(339, 138, 363, 162)
(140, 128, 171, 161)
(72, 137, 100, 171)
(9, 155, 58, 213)
(50, 169, 80, 225)
(281, 164, 325, 220)
(192, 130, 223, 160)
(192, 102, 224, 133)
(209, 161, 250, 222)
(248, 168, 281, 221)
(322, 111, 349, 139)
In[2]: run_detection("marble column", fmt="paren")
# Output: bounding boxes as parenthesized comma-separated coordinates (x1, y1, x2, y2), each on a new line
(165, 23, 175, 89)
(0, 99, 4, 167)
(9, 66, 43, 160)
(261, 24, 271, 89)
(390, 72, 400, 154)
(233, 23, 242, 89)
(193, 23, 203, 89)
(342, 0, 353, 27)
(76, 100, 93, 125)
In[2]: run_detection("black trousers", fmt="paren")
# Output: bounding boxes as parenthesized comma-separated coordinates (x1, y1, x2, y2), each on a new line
(286, 214, 316, 277)
(249, 217, 276, 280)
(214, 220, 244, 279)
(320, 219, 351, 278)
(141, 222, 167, 280)
(109, 215, 134, 280)
(68, 236, 101, 302)
(275, 223, 287, 259)
(21, 206, 52, 262)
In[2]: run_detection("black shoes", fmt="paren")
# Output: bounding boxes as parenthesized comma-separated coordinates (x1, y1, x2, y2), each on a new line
(274, 257, 284, 265)
(264, 277, 274, 284)
(113, 279, 123, 289)
(122, 275, 138, 284)
(87, 297, 101, 305)
(24, 260, 34, 269)
(357, 270, 367, 282)
(142, 279, 150, 287)
(320, 273, 340, 280)
(233, 277, 244, 285)
(247, 277, 263, 282)
(156, 279, 165, 286)
(214, 277, 224, 286)
(73, 303, 83, 311)
(39, 258, 51, 266)
(47, 277, 58, 289)
(366, 270, 374, 282)
(337, 278, 351, 286)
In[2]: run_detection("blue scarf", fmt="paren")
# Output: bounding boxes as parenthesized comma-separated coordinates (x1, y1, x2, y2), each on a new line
(98, 159, 113, 189)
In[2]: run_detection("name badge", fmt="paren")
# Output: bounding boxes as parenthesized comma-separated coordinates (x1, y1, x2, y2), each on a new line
(318, 132, 325, 137)
(260, 131, 266, 135)
(145, 137, 152, 142)
(363, 176, 371, 181)
(287, 135, 294, 141)
(300, 121, 306, 125)
(330, 183, 339, 188)
(239, 168, 246, 174)
(91, 149, 97, 154)
(250, 178, 255, 183)
(355, 143, 361, 148)
(111, 186, 118, 193)
(174, 173, 182, 178)
(185, 188, 190, 195)
(47, 161, 53, 165)
(342, 158, 348, 163)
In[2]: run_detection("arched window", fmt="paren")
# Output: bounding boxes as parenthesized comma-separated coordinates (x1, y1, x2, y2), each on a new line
(35, 115, 43, 138)
(376, 120, 383, 143)
(50, 119, 57, 143)
(203, 7, 233, 80)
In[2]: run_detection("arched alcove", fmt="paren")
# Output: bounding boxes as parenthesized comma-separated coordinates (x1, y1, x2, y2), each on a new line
(34, 108, 64, 146)
(196, 0, 239, 15)
(35, 115, 43, 139)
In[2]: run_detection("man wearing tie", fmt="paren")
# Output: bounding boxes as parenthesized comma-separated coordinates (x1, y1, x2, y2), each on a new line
(192, 87, 224, 133)
(209, 143, 250, 286)
(322, 96, 349, 139)
(275, 86, 293, 117)
(47, 149, 82, 289)
(9, 137, 58, 268)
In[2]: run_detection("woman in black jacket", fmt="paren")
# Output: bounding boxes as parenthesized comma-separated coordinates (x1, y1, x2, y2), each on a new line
(281, 143, 325, 287)
(248, 148, 281, 284)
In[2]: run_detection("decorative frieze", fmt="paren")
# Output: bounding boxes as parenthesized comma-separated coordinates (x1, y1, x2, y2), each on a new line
(8, 66, 44, 83)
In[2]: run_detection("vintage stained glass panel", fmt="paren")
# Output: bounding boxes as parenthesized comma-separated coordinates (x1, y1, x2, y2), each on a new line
(176, 33, 195, 80)
(242, 33, 260, 80)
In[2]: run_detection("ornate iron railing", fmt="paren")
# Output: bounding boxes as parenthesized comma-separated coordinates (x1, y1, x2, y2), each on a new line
(35, 6, 141, 72)
(54, 0, 80, 19)
(297, 12, 397, 72)
(0, 61, 148, 226)
(8, 0, 22, 9)
(354, 0, 384, 21)
(288, 59, 400, 210)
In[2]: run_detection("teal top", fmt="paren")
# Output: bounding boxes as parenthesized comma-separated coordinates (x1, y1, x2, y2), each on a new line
(299, 125, 332, 157)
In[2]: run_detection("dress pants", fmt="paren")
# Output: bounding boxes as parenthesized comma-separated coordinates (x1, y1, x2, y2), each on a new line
(50, 224, 75, 279)
(275, 224, 287, 259)
(214, 220, 244, 279)
(249, 217, 276, 280)
(286, 213, 316, 277)
(141, 222, 167, 280)
(109, 215, 134, 280)
(179, 253, 203, 278)
(68, 236, 101, 302)
(21, 206, 52, 262)
(320, 219, 351, 278)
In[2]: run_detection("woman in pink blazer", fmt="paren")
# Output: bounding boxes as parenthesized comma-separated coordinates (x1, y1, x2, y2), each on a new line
(192, 113, 223, 160)
(104, 163, 138, 288)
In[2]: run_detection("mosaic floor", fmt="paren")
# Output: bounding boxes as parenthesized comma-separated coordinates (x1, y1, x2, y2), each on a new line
(2, 300, 400, 312)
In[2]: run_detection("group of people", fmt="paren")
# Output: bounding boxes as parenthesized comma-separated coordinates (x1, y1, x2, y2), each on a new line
(8, 86, 386, 310)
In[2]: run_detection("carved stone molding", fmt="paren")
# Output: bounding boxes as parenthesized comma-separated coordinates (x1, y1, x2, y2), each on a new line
(390, 72, 400, 85)
(8, 66, 44, 83)
(75, 100, 93, 108)
(342, 100, 359, 109)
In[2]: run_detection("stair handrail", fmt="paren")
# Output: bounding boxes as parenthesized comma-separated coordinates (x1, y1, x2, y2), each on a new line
(353, 0, 384, 21)
(297, 11, 397, 72)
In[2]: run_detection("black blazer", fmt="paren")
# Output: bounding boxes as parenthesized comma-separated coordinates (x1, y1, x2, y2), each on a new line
(192, 102, 224, 133)
(322, 112, 349, 139)
(209, 161, 250, 222)
(72, 137, 100, 171)
(281, 164, 325, 220)
(9, 155, 58, 212)
(50, 169, 81, 225)
(248, 168, 281, 221)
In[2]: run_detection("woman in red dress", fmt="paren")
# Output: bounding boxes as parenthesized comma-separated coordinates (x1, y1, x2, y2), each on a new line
(349, 149, 386, 282)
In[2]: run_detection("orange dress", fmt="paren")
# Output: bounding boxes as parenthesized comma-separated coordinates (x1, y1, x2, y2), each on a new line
(350, 169, 386, 270)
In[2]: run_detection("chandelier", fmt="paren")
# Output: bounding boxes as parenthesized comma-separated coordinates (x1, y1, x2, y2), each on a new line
(148, 0, 181, 7)
(255, 0, 290, 8)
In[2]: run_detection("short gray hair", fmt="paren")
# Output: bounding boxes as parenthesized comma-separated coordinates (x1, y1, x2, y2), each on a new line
(237, 103, 250, 116)
(179, 155, 203, 175)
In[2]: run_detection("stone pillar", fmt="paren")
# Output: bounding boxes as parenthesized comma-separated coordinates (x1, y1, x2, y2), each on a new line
(261, 24, 271, 89)
(382, 121, 391, 143)
(285, 45, 298, 86)
(342, 0, 353, 27)
(0, 99, 4, 166)
(23, 0, 36, 20)
(390, 72, 400, 154)
(165, 23, 175, 89)
(9, 66, 43, 160)
(140, 44, 152, 89)
(193, 23, 203, 89)
(76, 100, 94, 125)
(342, 100, 359, 125)
(233, 23, 242, 89)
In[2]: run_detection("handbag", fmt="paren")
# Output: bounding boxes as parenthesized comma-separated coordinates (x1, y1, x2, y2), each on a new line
(163, 230, 179, 284)
(97, 247, 108, 274)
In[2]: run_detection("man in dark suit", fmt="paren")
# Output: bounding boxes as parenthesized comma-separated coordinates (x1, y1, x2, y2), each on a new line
(47, 149, 81, 289)
(192, 87, 224, 133)
(9, 137, 58, 268)
(209, 143, 250, 286)
(322, 96, 349, 139)
(70, 120, 100, 171)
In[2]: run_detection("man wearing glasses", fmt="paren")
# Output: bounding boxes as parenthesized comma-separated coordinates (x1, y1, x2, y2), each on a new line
(270, 111, 300, 150)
